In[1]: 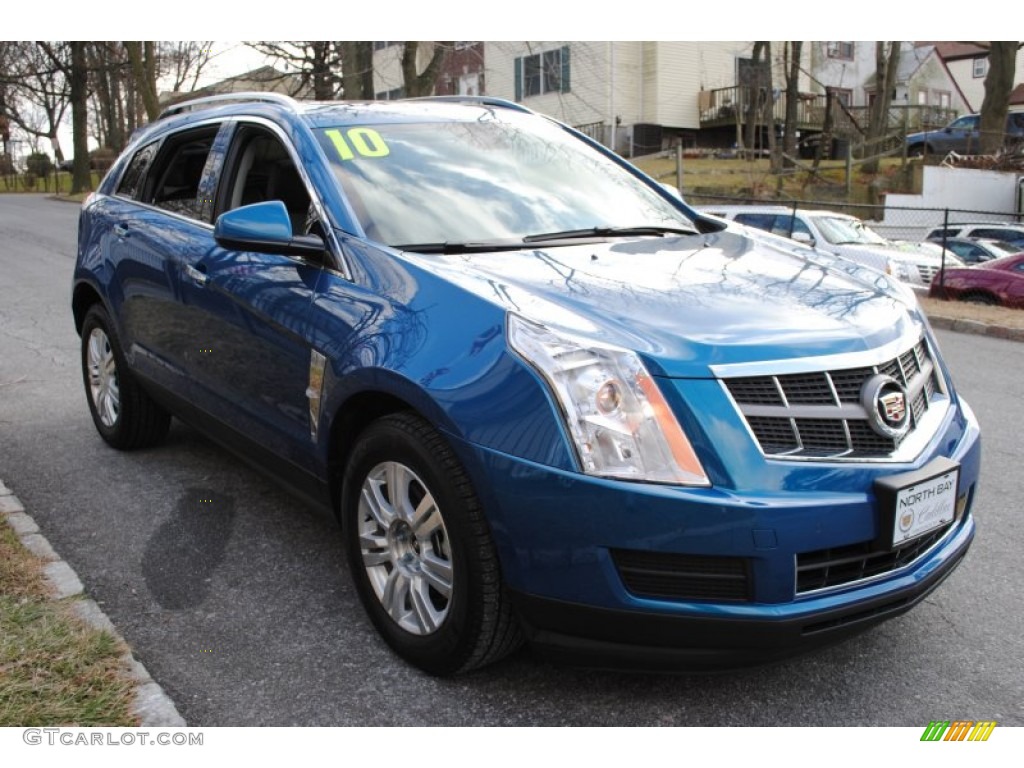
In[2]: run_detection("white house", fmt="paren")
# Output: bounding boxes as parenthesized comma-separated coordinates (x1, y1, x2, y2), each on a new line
(484, 41, 804, 153)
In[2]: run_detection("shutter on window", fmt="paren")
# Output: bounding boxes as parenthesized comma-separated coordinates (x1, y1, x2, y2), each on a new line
(514, 56, 522, 101)
(560, 46, 570, 93)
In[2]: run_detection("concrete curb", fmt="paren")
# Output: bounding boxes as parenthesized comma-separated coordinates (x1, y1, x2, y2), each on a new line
(928, 314, 1024, 342)
(0, 479, 186, 727)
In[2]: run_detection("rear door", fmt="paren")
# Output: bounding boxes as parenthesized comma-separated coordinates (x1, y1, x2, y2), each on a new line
(105, 122, 227, 399)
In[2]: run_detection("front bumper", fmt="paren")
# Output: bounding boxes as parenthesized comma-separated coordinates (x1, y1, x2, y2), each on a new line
(449, 397, 981, 668)
(512, 515, 972, 670)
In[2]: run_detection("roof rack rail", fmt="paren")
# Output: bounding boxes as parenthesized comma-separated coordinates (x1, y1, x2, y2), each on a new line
(400, 95, 534, 114)
(159, 92, 300, 120)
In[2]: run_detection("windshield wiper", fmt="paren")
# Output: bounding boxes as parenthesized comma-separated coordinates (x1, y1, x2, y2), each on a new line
(522, 225, 697, 243)
(393, 240, 528, 254)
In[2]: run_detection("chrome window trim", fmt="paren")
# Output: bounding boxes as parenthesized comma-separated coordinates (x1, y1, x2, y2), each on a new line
(109, 114, 353, 280)
(111, 115, 226, 207)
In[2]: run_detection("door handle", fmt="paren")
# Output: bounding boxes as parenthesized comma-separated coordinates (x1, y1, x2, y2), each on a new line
(184, 263, 208, 287)
(113, 224, 129, 238)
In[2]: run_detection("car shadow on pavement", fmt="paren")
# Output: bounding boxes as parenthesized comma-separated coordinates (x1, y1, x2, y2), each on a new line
(142, 487, 235, 609)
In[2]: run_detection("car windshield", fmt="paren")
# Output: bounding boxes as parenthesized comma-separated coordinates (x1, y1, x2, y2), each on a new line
(813, 216, 889, 246)
(316, 112, 695, 248)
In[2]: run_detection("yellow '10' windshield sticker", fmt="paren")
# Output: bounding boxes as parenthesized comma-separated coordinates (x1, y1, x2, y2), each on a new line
(325, 128, 390, 160)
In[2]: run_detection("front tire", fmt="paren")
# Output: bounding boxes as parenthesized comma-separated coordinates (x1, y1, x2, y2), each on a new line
(341, 412, 522, 675)
(80, 304, 171, 450)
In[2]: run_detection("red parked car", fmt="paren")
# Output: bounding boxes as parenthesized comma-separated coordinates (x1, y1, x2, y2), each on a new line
(930, 253, 1024, 307)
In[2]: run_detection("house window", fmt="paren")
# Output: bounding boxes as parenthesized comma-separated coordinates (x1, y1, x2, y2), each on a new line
(827, 42, 854, 60)
(514, 46, 571, 100)
(375, 87, 404, 101)
(973, 56, 988, 78)
(833, 88, 853, 107)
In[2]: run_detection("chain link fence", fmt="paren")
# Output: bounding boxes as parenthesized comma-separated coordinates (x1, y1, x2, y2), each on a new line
(684, 193, 1024, 245)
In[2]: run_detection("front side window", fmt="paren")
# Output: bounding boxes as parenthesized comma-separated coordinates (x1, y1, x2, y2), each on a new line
(316, 112, 693, 247)
(224, 127, 313, 236)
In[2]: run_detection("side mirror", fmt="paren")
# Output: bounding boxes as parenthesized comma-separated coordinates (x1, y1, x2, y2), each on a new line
(791, 231, 815, 247)
(214, 200, 325, 260)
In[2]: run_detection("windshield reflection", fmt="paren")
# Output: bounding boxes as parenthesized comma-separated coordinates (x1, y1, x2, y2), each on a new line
(317, 113, 692, 248)
(815, 216, 889, 246)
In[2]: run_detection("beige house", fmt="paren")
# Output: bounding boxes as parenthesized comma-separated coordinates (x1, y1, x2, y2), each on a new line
(930, 42, 1024, 114)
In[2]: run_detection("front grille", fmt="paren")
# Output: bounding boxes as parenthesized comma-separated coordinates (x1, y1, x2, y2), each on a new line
(917, 264, 940, 284)
(724, 339, 943, 459)
(612, 549, 752, 602)
(795, 523, 954, 594)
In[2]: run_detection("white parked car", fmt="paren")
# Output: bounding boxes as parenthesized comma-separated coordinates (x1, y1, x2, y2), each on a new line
(699, 205, 948, 293)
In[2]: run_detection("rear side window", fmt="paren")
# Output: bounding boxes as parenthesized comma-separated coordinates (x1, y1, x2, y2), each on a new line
(146, 127, 219, 221)
(116, 142, 159, 200)
(733, 213, 777, 232)
(973, 228, 1024, 244)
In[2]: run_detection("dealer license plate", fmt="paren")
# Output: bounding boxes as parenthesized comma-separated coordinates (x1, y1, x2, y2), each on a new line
(890, 466, 959, 547)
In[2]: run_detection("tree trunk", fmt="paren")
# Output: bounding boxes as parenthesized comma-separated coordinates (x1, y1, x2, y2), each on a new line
(401, 42, 452, 98)
(782, 42, 802, 169)
(863, 42, 901, 174)
(743, 41, 767, 157)
(340, 41, 373, 99)
(310, 41, 335, 100)
(126, 41, 160, 123)
(979, 42, 1018, 154)
(69, 42, 91, 194)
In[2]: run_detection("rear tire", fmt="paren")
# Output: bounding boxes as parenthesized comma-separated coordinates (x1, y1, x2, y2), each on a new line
(80, 304, 171, 450)
(961, 292, 997, 306)
(341, 412, 522, 675)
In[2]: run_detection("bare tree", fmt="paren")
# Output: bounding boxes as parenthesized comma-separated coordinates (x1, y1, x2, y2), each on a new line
(248, 41, 340, 99)
(863, 41, 901, 173)
(401, 42, 453, 98)
(125, 41, 160, 122)
(782, 42, 803, 169)
(742, 41, 768, 156)
(339, 42, 374, 99)
(162, 41, 214, 92)
(0, 42, 71, 162)
(978, 41, 1021, 154)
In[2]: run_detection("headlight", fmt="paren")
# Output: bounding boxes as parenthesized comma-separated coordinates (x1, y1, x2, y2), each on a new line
(892, 260, 912, 281)
(507, 314, 709, 486)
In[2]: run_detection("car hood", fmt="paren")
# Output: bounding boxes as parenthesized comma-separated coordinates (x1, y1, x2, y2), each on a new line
(406, 229, 924, 378)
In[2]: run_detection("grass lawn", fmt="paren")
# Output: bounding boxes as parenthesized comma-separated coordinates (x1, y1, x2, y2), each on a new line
(0, 171, 104, 196)
(0, 521, 138, 726)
